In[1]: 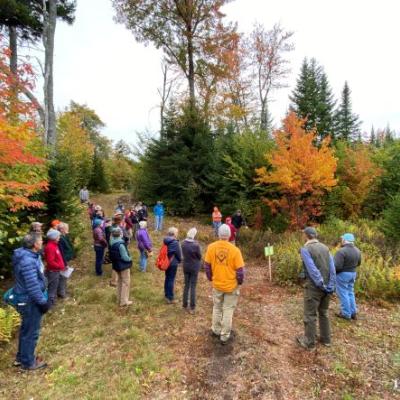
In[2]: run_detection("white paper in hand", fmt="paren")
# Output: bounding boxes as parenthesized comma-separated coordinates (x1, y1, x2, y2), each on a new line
(60, 266, 74, 279)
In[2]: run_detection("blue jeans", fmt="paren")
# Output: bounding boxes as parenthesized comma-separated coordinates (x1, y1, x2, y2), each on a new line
(16, 302, 43, 368)
(336, 271, 357, 318)
(94, 246, 105, 276)
(212, 221, 221, 236)
(155, 215, 163, 231)
(164, 263, 178, 300)
(139, 249, 148, 272)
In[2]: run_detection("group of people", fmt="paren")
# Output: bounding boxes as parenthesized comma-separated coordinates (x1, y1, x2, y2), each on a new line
(297, 227, 361, 350)
(9, 220, 76, 370)
(7, 194, 362, 372)
(212, 207, 246, 242)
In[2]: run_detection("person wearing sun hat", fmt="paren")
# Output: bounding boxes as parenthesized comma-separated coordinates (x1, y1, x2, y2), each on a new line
(334, 233, 362, 320)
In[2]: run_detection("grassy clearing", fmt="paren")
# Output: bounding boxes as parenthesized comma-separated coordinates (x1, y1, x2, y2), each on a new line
(0, 193, 400, 399)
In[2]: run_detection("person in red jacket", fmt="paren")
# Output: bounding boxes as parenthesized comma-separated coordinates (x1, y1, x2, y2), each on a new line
(44, 229, 66, 308)
(225, 217, 237, 245)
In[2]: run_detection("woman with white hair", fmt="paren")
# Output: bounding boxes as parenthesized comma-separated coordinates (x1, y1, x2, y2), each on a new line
(163, 227, 182, 304)
(181, 228, 202, 313)
(136, 221, 153, 272)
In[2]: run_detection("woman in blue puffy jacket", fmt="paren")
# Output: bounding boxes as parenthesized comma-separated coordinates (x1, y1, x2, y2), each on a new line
(13, 233, 50, 370)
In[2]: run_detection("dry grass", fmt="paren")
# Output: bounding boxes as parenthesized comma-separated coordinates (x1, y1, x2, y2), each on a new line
(0, 193, 399, 399)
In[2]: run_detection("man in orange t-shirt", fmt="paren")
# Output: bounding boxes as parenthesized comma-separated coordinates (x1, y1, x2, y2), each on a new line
(204, 224, 245, 344)
(211, 206, 222, 237)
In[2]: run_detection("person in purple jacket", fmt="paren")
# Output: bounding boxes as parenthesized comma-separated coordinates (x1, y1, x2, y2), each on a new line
(136, 221, 153, 272)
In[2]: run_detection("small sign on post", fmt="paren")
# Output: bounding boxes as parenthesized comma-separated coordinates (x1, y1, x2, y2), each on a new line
(264, 243, 274, 281)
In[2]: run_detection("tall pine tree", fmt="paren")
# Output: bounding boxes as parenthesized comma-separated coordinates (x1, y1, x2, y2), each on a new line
(290, 58, 336, 141)
(334, 81, 361, 141)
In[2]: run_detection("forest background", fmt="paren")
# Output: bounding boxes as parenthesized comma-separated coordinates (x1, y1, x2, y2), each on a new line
(1, 0, 400, 311)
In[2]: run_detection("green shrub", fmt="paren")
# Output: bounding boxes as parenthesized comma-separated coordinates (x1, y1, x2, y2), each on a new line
(381, 193, 400, 243)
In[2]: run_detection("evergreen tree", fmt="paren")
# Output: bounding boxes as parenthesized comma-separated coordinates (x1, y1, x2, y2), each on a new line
(370, 125, 376, 146)
(290, 58, 335, 141)
(316, 71, 336, 140)
(334, 81, 361, 141)
(89, 151, 110, 194)
(135, 105, 216, 215)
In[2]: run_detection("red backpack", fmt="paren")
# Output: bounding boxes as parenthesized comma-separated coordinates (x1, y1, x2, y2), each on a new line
(156, 244, 172, 271)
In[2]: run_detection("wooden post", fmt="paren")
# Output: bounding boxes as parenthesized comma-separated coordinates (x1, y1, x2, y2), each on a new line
(268, 242, 272, 282)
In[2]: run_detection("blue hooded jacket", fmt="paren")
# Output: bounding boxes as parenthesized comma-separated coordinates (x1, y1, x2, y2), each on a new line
(163, 237, 182, 267)
(13, 247, 47, 305)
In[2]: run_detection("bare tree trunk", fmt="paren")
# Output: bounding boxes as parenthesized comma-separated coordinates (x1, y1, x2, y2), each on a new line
(158, 62, 172, 136)
(9, 26, 18, 74)
(42, 0, 57, 148)
(187, 33, 196, 109)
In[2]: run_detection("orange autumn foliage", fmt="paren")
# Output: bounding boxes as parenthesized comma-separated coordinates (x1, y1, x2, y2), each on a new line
(0, 40, 47, 212)
(338, 145, 381, 219)
(256, 112, 337, 228)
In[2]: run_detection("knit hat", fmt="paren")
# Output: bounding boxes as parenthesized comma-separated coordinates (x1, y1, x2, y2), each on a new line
(93, 218, 103, 227)
(341, 233, 355, 242)
(186, 228, 197, 240)
(139, 221, 147, 229)
(51, 219, 61, 228)
(47, 228, 61, 240)
(303, 226, 317, 238)
(218, 224, 231, 239)
(111, 227, 123, 237)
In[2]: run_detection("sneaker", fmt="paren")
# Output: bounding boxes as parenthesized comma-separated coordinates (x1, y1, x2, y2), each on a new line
(296, 335, 316, 350)
(335, 312, 351, 320)
(220, 330, 236, 345)
(13, 360, 21, 367)
(165, 298, 177, 304)
(22, 358, 48, 371)
(120, 300, 133, 307)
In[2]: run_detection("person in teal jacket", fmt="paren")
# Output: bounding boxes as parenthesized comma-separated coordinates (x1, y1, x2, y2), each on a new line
(153, 201, 164, 231)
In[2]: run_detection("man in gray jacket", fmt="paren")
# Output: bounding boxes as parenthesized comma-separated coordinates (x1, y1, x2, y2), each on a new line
(334, 233, 361, 320)
(297, 227, 336, 350)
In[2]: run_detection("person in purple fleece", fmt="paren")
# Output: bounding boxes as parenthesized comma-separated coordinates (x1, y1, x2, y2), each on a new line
(136, 221, 153, 272)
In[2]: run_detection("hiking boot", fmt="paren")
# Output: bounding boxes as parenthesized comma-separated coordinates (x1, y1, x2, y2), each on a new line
(220, 330, 236, 345)
(335, 312, 351, 321)
(351, 313, 357, 320)
(120, 300, 133, 307)
(296, 335, 316, 351)
(22, 358, 48, 371)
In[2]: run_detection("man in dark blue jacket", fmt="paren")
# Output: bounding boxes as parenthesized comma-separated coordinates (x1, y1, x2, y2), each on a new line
(334, 233, 361, 320)
(163, 227, 182, 304)
(13, 233, 50, 370)
(297, 227, 336, 350)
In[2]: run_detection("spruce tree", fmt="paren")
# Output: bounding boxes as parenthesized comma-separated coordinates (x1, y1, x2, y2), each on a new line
(89, 151, 110, 193)
(290, 58, 335, 141)
(334, 81, 361, 141)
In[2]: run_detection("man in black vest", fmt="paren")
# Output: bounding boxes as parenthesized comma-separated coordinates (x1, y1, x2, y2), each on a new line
(297, 227, 336, 350)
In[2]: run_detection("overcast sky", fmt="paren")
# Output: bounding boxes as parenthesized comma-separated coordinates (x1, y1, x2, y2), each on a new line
(46, 0, 400, 144)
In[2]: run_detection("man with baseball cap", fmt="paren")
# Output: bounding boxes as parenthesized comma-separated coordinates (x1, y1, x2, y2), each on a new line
(204, 224, 245, 345)
(297, 226, 336, 350)
(334, 233, 361, 320)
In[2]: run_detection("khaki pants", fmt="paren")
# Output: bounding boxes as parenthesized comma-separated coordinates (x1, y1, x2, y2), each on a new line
(212, 287, 239, 341)
(110, 269, 118, 286)
(304, 283, 331, 346)
(117, 269, 131, 306)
